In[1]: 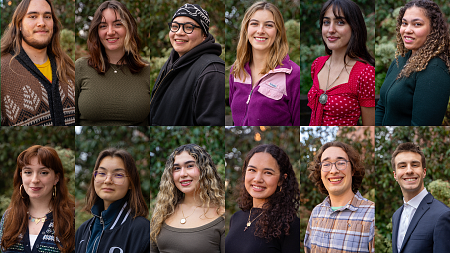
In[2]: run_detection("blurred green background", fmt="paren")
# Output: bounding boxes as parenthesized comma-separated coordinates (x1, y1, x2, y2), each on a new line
(149, 126, 225, 218)
(300, 126, 375, 252)
(75, 126, 150, 229)
(225, 126, 300, 234)
(149, 0, 225, 91)
(225, 0, 300, 119)
(0, 127, 75, 218)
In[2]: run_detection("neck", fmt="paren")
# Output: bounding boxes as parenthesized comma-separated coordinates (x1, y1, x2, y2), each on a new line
(182, 192, 202, 207)
(329, 48, 348, 66)
(106, 49, 125, 64)
(329, 191, 355, 207)
(22, 40, 48, 65)
(403, 185, 424, 202)
(251, 51, 269, 74)
(28, 196, 52, 215)
(252, 198, 266, 208)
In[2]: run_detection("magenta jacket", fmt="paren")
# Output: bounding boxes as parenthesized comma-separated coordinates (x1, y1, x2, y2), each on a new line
(229, 55, 300, 126)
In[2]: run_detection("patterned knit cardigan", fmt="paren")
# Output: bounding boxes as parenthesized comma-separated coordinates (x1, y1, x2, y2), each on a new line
(1, 49, 75, 126)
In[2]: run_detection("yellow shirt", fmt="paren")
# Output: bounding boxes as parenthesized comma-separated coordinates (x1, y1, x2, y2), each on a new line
(35, 58, 52, 82)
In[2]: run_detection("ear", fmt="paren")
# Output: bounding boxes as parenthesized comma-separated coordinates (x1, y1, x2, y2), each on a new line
(278, 173, 287, 186)
(393, 170, 398, 181)
(54, 173, 60, 185)
(423, 167, 426, 177)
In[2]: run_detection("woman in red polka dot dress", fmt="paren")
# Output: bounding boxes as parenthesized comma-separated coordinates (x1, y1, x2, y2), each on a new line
(307, 0, 375, 126)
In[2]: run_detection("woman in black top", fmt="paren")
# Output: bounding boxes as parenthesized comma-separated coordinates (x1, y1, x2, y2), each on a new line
(225, 144, 300, 253)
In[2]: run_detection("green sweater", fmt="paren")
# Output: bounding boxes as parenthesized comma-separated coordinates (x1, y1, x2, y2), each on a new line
(75, 57, 150, 126)
(376, 51, 450, 126)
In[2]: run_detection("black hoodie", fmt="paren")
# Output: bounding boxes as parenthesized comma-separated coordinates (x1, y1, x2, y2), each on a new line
(150, 33, 225, 126)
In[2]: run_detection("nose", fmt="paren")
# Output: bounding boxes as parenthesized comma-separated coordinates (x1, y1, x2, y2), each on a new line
(257, 24, 265, 34)
(31, 173, 40, 183)
(329, 163, 340, 174)
(405, 164, 414, 174)
(328, 23, 336, 33)
(107, 25, 115, 36)
(253, 171, 264, 182)
(104, 174, 113, 184)
(180, 167, 188, 177)
(175, 25, 186, 35)
(36, 16, 46, 27)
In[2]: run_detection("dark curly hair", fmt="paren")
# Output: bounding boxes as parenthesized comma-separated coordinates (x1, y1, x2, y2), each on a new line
(308, 141, 365, 195)
(236, 144, 300, 241)
(391, 142, 426, 170)
(395, 0, 450, 79)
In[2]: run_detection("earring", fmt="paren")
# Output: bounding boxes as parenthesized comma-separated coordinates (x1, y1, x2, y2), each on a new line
(20, 184, 25, 199)
(53, 185, 56, 198)
(279, 186, 283, 192)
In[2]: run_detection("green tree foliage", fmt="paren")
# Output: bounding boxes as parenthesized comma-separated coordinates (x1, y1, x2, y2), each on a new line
(300, 0, 375, 95)
(300, 126, 374, 252)
(374, 126, 450, 251)
(225, 126, 300, 234)
(75, 126, 149, 228)
(149, 126, 225, 218)
(0, 127, 75, 216)
(75, 0, 150, 60)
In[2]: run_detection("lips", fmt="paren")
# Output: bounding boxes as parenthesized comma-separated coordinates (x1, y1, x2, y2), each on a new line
(403, 36, 415, 43)
(180, 180, 192, 187)
(251, 184, 266, 192)
(106, 38, 119, 43)
(403, 177, 418, 182)
(328, 177, 343, 184)
(30, 187, 42, 191)
(254, 37, 267, 42)
(102, 188, 114, 192)
(327, 36, 338, 42)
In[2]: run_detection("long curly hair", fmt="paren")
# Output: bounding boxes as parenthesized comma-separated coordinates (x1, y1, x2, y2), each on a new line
(395, 0, 450, 79)
(150, 144, 225, 243)
(236, 144, 300, 241)
(231, 1, 289, 80)
(1, 145, 75, 252)
(319, 0, 375, 66)
(308, 141, 365, 195)
(83, 148, 149, 218)
(87, 1, 148, 74)
(0, 0, 75, 87)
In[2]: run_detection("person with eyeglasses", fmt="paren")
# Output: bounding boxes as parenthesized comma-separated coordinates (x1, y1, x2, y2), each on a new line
(149, 3, 225, 126)
(304, 141, 375, 253)
(75, 148, 150, 253)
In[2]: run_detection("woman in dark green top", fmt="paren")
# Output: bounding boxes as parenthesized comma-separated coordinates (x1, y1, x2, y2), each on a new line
(376, 0, 450, 126)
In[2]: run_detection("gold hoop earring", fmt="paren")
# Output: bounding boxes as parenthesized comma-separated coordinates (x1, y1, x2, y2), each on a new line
(20, 184, 25, 199)
(279, 186, 282, 192)
(53, 185, 56, 198)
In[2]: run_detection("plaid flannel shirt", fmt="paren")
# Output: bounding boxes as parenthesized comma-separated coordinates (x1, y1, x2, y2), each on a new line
(304, 191, 375, 253)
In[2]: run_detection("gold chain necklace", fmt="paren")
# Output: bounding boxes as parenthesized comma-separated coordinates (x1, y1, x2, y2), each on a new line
(28, 210, 51, 225)
(180, 205, 200, 224)
(319, 55, 346, 105)
(244, 208, 264, 231)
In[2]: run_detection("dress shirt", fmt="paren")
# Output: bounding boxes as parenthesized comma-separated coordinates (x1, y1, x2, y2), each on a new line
(397, 188, 428, 252)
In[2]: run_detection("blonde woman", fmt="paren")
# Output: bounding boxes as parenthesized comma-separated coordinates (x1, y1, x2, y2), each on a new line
(229, 1, 300, 126)
(150, 144, 225, 253)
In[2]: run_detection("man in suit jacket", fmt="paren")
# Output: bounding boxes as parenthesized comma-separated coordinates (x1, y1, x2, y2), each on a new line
(391, 143, 450, 253)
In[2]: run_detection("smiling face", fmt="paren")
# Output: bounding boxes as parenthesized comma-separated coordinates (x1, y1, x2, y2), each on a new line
(169, 16, 206, 57)
(20, 156, 59, 201)
(320, 147, 354, 200)
(21, 0, 54, 50)
(172, 151, 201, 196)
(393, 151, 426, 202)
(98, 8, 126, 57)
(244, 152, 282, 208)
(400, 6, 431, 55)
(321, 6, 351, 53)
(94, 156, 130, 210)
(247, 9, 277, 56)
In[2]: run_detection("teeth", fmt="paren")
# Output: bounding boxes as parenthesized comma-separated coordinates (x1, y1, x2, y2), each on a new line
(175, 39, 187, 42)
(329, 178, 342, 182)
(405, 178, 417, 181)
(255, 38, 266, 41)
(253, 185, 264, 189)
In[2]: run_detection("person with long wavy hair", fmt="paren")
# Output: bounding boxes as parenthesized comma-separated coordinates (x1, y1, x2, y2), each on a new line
(229, 1, 300, 126)
(308, 0, 375, 126)
(304, 141, 374, 252)
(376, 0, 450, 126)
(0, 145, 75, 252)
(75, 1, 150, 126)
(150, 144, 225, 253)
(1, 0, 75, 126)
(225, 144, 300, 253)
(75, 148, 149, 253)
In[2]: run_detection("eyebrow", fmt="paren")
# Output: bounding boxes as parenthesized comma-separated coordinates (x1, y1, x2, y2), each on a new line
(249, 19, 275, 24)
(173, 160, 195, 166)
(321, 156, 347, 162)
(402, 18, 425, 22)
(397, 160, 421, 165)
(23, 166, 48, 170)
(98, 167, 126, 172)
(27, 11, 52, 15)
(247, 165, 276, 173)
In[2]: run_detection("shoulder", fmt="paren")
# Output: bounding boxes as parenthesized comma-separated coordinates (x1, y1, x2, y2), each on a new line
(313, 56, 329, 66)
(77, 217, 94, 232)
(429, 194, 450, 212)
(422, 57, 450, 78)
(129, 216, 151, 229)
(230, 210, 246, 220)
(198, 53, 224, 66)
(75, 57, 89, 65)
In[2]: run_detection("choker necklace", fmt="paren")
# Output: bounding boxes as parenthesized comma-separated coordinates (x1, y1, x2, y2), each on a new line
(319, 55, 346, 105)
(180, 205, 200, 224)
(244, 208, 264, 231)
(28, 210, 51, 225)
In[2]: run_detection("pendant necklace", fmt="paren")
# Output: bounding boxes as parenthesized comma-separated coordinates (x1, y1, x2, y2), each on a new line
(180, 204, 200, 224)
(244, 208, 264, 231)
(110, 64, 121, 74)
(319, 55, 346, 105)
(28, 210, 51, 225)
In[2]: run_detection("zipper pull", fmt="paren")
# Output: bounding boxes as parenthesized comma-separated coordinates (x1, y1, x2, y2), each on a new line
(100, 217, 104, 224)
(246, 90, 254, 104)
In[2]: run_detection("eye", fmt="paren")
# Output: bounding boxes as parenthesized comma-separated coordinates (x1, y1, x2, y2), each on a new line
(265, 23, 274, 28)
(323, 20, 330, 25)
(23, 171, 32, 175)
(41, 171, 49, 175)
(402, 22, 407, 26)
(247, 168, 255, 172)
(45, 15, 52, 19)
(336, 161, 346, 166)
(187, 164, 194, 168)
(97, 172, 107, 176)
(115, 22, 122, 27)
(173, 167, 180, 171)
(337, 20, 345, 25)
(114, 173, 125, 178)
(99, 24, 107, 29)
(249, 22, 258, 26)
(414, 23, 422, 26)
(264, 171, 273, 175)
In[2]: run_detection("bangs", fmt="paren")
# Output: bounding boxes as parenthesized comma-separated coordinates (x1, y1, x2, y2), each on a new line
(331, 4, 346, 20)
(18, 146, 61, 173)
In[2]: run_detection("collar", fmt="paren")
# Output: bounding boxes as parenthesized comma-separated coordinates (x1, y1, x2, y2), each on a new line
(91, 195, 128, 227)
(403, 188, 428, 209)
(322, 191, 364, 212)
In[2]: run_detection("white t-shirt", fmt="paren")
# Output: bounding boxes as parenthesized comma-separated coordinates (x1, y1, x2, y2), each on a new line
(29, 234, 38, 249)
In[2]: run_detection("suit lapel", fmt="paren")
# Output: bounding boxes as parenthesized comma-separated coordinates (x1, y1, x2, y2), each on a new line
(399, 193, 433, 253)
(392, 206, 403, 253)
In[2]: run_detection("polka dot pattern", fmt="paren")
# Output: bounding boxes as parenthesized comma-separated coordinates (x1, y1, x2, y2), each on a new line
(307, 56, 375, 126)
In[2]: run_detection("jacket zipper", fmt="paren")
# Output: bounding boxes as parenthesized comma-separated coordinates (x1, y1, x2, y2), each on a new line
(150, 69, 173, 108)
(90, 214, 105, 253)
(241, 74, 270, 125)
